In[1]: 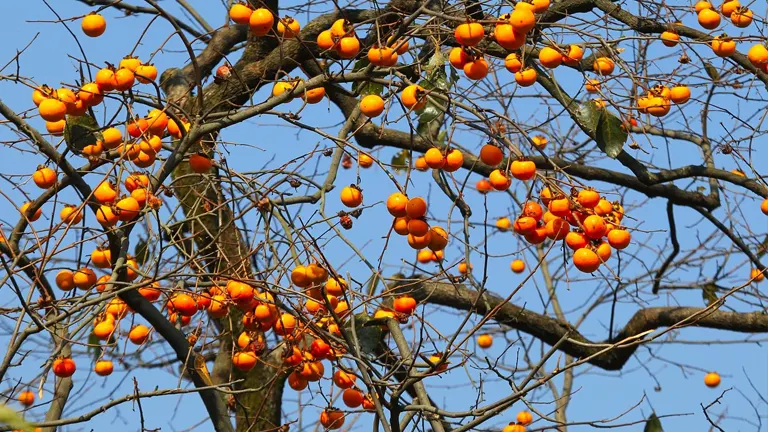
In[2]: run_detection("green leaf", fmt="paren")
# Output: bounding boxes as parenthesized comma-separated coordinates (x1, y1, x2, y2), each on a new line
(575, 102, 627, 159)
(64, 114, 102, 152)
(390, 149, 409, 174)
(643, 413, 663, 432)
(350, 58, 384, 96)
(0, 404, 35, 431)
(702, 283, 718, 306)
(575, 102, 601, 133)
(595, 108, 627, 159)
(703, 62, 720, 82)
(134, 237, 149, 266)
(347, 313, 383, 357)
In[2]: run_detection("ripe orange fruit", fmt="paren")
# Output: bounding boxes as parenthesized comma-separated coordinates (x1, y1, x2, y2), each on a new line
(424, 148, 445, 169)
(60, 205, 83, 225)
(229, 3, 253, 24)
(496, 217, 511, 231)
(517, 410, 533, 425)
(454, 22, 485, 46)
(582, 215, 607, 239)
(33, 166, 57, 189)
(56, 269, 75, 291)
(249, 8, 274, 36)
(509, 7, 536, 33)
(704, 371, 721, 388)
(326, 276, 347, 295)
(504, 53, 523, 73)
(573, 248, 600, 272)
(731, 7, 752, 27)
(340, 185, 363, 207)
(476, 178, 493, 193)
(750, 268, 765, 282)
(417, 249, 434, 263)
(18, 390, 35, 407)
(670, 86, 691, 104)
(401, 85, 426, 110)
(134, 64, 158, 84)
(450, 47, 471, 69)
(523, 201, 543, 220)
(585, 79, 601, 93)
(388, 36, 409, 54)
(480, 144, 504, 166)
(128, 324, 150, 345)
(320, 408, 345, 430)
(405, 197, 428, 219)
(81, 13, 107, 37)
(545, 217, 569, 240)
(577, 189, 600, 208)
(532, 135, 548, 149)
(343, 388, 365, 408)
(330, 18, 351, 38)
(532, 0, 550, 13)
(510, 259, 525, 273)
(291, 266, 310, 287)
(168, 293, 198, 316)
(443, 149, 464, 172)
(277, 16, 300, 37)
(46, 120, 66, 136)
(562, 44, 584, 66)
(464, 57, 489, 80)
(607, 229, 631, 249)
(232, 351, 258, 371)
(303, 87, 326, 104)
(711, 36, 736, 57)
(489, 169, 512, 190)
(510, 159, 536, 180)
(719, 0, 738, 14)
(593, 57, 615, 75)
(596, 241, 612, 262)
(337, 36, 361, 58)
(386, 192, 408, 217)
(96, 205, 119, 226)
(565, 231, 589, 250)
(93, 317, 116, 340)
(113, 68, 135, 91)
(698, 8, 721, 29)
(748, 44, 768, 66)
(393, 295, 417, 315)
(513, 217, 537, 235)
(39, 98, 67, 122)
(115, 196, 140, 221)
(514, 68, 537, 86)
(458, 261, 472, 274)
(407, 218, 430, 236)
(414, 156, 429, 171)
(78, 82, 103, 106)
(94, 360, 114, 376)
(660, 30, 680, 47)
(538, 46, 562, 68)
(189, 153, 213, 173)
(477, 334, 493, 348)
(333, 370, 356, 389)
(360, 94, 385, 117)
(368, 46, 397, 66)
(495, 23, 525, 51)
(428, 226, 449, 251)
(393, 217, 409, 235)
(761, 197, 768, 215)
(72, 267, 97, 289)
(52, 357, 76, 378)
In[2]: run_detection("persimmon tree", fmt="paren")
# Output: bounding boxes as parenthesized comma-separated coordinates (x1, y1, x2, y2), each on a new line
(0, 0, 767, 431)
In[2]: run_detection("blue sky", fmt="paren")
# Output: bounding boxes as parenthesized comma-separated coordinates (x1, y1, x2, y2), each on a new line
(0, 0, 766, 431)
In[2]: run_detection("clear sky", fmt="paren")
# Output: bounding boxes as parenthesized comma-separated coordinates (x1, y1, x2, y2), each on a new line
(0, 1, 766, 431)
